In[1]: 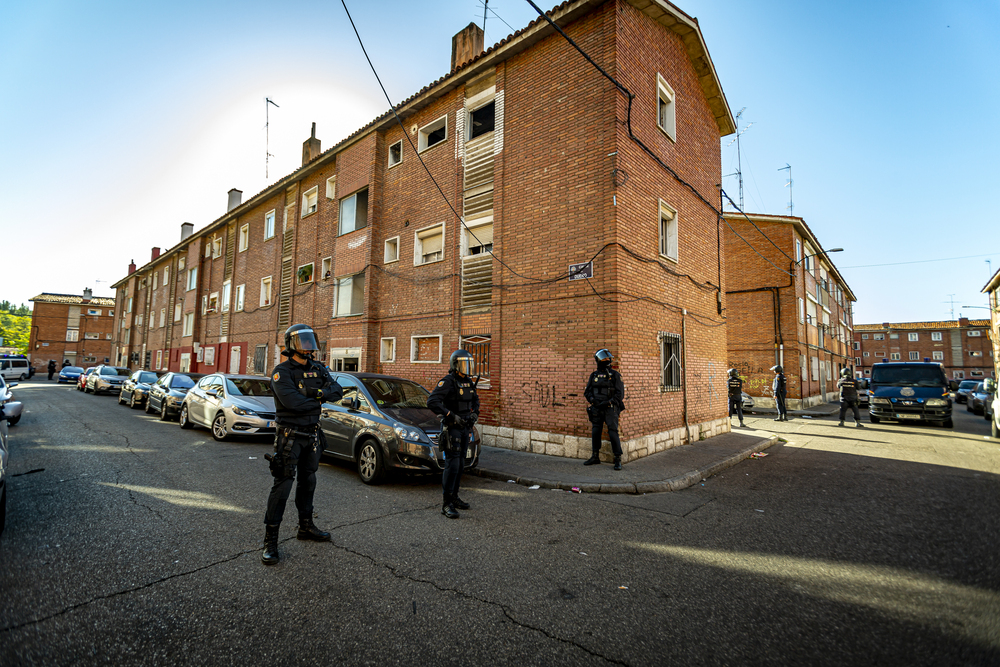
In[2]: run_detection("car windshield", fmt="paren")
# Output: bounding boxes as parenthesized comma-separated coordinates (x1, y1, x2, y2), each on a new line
(959, 380, 979, 389)
(170, 375, 196, 389)
(139, 372, 159, 384)
(871, 365, 947, 387)
(102, 367, 131, 376)
(361, 377, 430, 408)
(226, 378, 273, 397)
(63, 367, 83, 373)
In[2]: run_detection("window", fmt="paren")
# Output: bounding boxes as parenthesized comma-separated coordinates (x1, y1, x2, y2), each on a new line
(863, 352, 870, 357)
(201, 295, 208, 315)
(660, 333, 682, 390)
(931, 332, 942, 341)
(969, 330, 982, 337)
(321, 257, 332, 280)
(854, 357, 861, 365)
(875, 351, 885, 357)
(798, 298, 805, 324)
(658, 200, 678, 261)
(239, 224, 249, 252)
(252, 344, 268, 375)
(971, 370, 984, 377)
(909, 351, 920, 360)
(212, 237, 223, 258)
(806, 299, 817, 325)
(853, 341, 860, 350)
(890, 353, 901, 360)
(864, 369, 870, 375)
(156, 350, 163, 370)
(159, 308, 165, 328)
(811, 356, 819, 381)
(109, 310, 114, 318)
(889, 333, 899, 339)
(970, 350, 983, 357)
(388, 140, 402, 167)
(152, 273, 158, 290)
(461, 335, 491, 383)
(260, 276, 272, 307)
(656, 74, 676, 141)
(410, 335, 442, 363)
(84, 332, 100, 340)
(127, 297, 133, 313)
(465, 221, 493, 256)
(88, 308, 101, 316)
(334, 272, 365, 317)
(908, 332, 918, 341)
(415, 224, 444, 265)
(418, 115, 447, 151)
(66, 328, 79, 342)
(954, 371, 964, 379)
(325, 176, 337, 199)
(122, 328, 130, 344)
(932, 351, 944, 360)
(873, 333, 884, 340)
(297, 263, 314, 285)
(174, 304, 182, 322)
(264, 210, 276, 239)
(468, 100, 495, 140)
(207, 292, 219, 313)
(795, 239, 802, 263)
(183, 312, 194, 337)
(163, 267, 170, 284)
(222, 281, 231, 312)
(302, 186, 318, 217)
(187, 268, 197, 291)
(339, 188, 368, 235)
(178, 256, 186, 271)
(384, 236, 400, 263)
(862, 334, 869, 339)
(380, 338, 395, 362)
(235, 284, 245, 312)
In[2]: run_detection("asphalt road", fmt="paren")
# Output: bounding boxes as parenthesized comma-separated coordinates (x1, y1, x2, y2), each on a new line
(1, 382, 998, 666)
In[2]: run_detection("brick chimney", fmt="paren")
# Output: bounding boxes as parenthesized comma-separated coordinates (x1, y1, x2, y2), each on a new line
(181, 223, 194, 241)
(151, 247, 161, 261)
(227, 188, 242, 212)
(451, 23, 484, 71)
(302, 123, 321, 166)
(83, 288, 93, 302)
(128, 260, 136, 275)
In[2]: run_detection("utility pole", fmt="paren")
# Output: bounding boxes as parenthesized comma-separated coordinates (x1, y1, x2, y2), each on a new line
(265, 97, 279, 179)
(778, 163, 793, 215)
(945, 294, 956, 320)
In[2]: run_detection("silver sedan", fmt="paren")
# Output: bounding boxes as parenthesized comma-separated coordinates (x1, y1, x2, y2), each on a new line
(179, 373, 276, 441)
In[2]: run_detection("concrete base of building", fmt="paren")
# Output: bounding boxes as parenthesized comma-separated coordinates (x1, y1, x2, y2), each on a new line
(746, 393, 831, 411)
(479, 417, 732, 463)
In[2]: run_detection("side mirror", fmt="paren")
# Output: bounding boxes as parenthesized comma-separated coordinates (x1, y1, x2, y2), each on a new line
(8, 382, 18, 389)
(206, 388, 218, 397)
(985, 378, 996, 393)
(949, 380, 959, 392)
(350, 397, 361, 410)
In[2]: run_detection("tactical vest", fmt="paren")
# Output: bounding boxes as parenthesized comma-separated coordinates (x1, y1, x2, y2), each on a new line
(591, 372, 613, 401)
(728, 378, 742, 398)
(454, 378, 477, 415)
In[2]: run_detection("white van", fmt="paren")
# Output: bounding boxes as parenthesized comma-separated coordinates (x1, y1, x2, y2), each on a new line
(0, 358, 31, 381)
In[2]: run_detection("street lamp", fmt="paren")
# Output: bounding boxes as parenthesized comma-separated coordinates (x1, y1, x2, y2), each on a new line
(795, 248, 843, 265)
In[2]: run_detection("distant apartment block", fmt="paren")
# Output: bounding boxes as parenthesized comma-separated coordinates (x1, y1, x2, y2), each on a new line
(853, 318, 994, 380)
(28, 289, 117, 369)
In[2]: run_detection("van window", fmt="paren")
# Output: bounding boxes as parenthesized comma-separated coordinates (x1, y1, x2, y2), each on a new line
(871, 365, 946, 386)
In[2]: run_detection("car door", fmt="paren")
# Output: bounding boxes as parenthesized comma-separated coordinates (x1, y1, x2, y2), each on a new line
(320, 375, 359, 458)
(203, 377, 226, 424)
(152, 374, 170, 411)
(186, 375, 210, 424)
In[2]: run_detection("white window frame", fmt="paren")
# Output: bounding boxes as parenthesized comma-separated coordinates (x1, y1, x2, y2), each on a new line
(852, 341, 860, 350)
(239, 224, 249, 252)
(384, 236, 400, 264)
(656, 73, 676, 141)
(658, 200, 678, 262)
(380, 337, 396, 363)
(466, 95, 496, 141)
(159, 308, 166, 327)
(301, 186, 319, 217)
(321, 257, 332, 281)
(260, 276, 273, 307)
(174, 304, 182, 322)
(88, 308, 101, 316)
(968, 330, 982, 337)
(418, 115, 447, 152)
(873, 333, 885, 341)
(325, 175, 337, 199)
(212, 237, 223, 258)
(388, 140, 403, 167)
(264, 209, 276, 240)
(932, 351, 944, 360)
(795, 239, 802, 263)
(339, 188, 369, 235)
(207, 292, 218, 313)
(862, 334, 869, 339)
(178, 256, 186, 271)
(66, 328, 79, 342)
(156, 349, 163, 370)
(414, 223, 445, 266)
(890, 353, 901, 360)
(127, 297, 133, 313)
(182, 312, 194, 337)
(410, 335, 442, 363)
(222, 281, 231, 312)
(235, 284, 245, 312)
(333, 272, 365, 318)
(798, 298, 805, 324)
(908, 332, 918, 341)
(297, 262, 315, 285)
(462, 218, 493, 257)
(909, 351, 920, 360)
(187, 268, 197, 291)
(151, 273, 158, 290)
(931, 331, 942, 341)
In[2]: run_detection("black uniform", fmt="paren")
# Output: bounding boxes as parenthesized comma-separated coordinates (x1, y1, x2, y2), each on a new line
(585, 367, 625, 458)
(47, 360, 56, 381)
(837, 376, 862, 423)
(264, 356, 342, 526)
(727, 376, 744, 423)
(773, 371, 788, 418)
(427, 371, 479, 502)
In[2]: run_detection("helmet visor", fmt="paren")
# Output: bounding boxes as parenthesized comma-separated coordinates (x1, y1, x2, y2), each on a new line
(595, 349, 613, 364)
(289, 328, 320, 354)
(455, 357, 475, 376)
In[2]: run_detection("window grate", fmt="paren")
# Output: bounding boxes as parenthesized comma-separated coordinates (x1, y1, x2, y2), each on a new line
(659, 332, 682, 390)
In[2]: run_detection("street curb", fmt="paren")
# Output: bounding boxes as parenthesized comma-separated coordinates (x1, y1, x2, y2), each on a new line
(467, 435, 780, 494)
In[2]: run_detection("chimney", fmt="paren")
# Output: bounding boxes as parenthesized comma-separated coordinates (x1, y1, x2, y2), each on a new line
(83, 288, 93, 302)
(128, 260, 136, 275)
(227, 188, 242, 212)
(302, 122, 321, 166)
(151, 247, 161, 261)
(181, 222, 194, 241)
(451, 23, 484, 72)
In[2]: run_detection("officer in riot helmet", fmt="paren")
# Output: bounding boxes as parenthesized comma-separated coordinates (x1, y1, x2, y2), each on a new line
(428, 349, 480, 519)
(727, 369, 746, 428)
(771, 365, 788, 421)
(584, 349, 626, 470)
(836, 367, 864, 428)
(261, 323, 343, 565)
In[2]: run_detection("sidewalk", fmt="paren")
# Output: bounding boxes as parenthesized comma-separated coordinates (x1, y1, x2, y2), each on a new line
(747, 401, 842, 418)
(467, 429, 780, 494)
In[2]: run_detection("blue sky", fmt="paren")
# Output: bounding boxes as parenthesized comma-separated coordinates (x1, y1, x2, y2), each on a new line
(2, 0, 997, 324)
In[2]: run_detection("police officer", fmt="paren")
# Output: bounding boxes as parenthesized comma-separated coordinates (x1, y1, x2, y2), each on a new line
(47, 360, 57, 381)
(771, 365, 788, 421)
(428, 349, 479, 519)
(837, 368, 865, 427)
(727, 369, 745, 428)
(261, 324, 343, 565)
(584, 349, 625, 470)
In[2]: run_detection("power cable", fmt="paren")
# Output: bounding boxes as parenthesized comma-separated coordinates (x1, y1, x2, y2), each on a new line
(721, 190, 793, 261)
(841, 252, 997, 269)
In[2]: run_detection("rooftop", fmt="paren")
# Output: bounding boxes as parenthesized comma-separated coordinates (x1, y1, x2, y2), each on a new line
(29, 293, 116, 307)
(855, 320, 990, 331)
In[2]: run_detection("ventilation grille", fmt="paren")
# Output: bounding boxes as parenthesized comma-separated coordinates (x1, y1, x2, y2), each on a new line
(461, 254, 493, 308)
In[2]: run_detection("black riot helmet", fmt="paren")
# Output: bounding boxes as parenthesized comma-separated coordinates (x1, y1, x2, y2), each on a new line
(728, 368, 739, 379)
(450, 349, 475, 377)
(841, 368, 852, 378)
(284, 324, 320, 360)
(770, 365, 783, 374)
(595, 349, 613, 367)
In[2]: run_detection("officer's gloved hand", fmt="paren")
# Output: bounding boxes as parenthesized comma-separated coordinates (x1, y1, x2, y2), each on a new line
(451, 414, 467, 429)
(468, 412, 478, 425)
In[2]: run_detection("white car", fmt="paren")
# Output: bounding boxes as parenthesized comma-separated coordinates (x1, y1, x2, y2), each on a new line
(0, 376, 21, 426)
(1, 397, 24, 536)
(179, 373, 276, 441)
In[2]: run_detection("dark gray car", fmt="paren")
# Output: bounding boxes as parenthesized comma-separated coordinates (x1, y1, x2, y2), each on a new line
(320, 372, 480, 485)
(118, 370, 163, 408)
(146, 372, 205, 421)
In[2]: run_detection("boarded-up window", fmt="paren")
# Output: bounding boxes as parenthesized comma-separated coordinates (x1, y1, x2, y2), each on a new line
(253, 344, 268, 375)
(411, 336, 441, 363)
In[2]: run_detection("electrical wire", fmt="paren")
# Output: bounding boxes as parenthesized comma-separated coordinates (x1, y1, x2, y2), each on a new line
(840, 253, 997, 269)
(720, 190, 793, 261)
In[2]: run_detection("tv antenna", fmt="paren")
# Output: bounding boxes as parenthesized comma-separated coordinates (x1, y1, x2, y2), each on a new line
(778, 163, 793, 215)
(482, 0, 489, 33)
(945, 294, 956, 320)
(723, 108, 752, 210)
(265, 97, 279, 179)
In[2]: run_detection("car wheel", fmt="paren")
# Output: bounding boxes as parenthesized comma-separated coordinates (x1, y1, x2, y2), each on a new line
(967, 404, 972, 412)
(19, 374, 26, 381)
(145, 397, 154, 414)
(179, 405, 194, 430)
(942, 418, 954, 429)
(8, 415, 19, 427)
(211, 413, 229, 441)
(130, 393, 140, 410)
(159, 402, 170, 421)
(117, 391, 125, 405)
(869, 414, 880, 424)
(357, 440, 385, 485)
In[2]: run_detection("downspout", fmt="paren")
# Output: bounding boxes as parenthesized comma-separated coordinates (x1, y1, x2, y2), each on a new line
(682, 309, 688, 436)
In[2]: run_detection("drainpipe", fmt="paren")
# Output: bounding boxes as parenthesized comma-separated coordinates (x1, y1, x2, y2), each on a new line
(682, 309, 689, 436)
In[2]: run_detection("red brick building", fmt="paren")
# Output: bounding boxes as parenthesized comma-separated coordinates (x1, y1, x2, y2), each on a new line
(983, 269, 1000, 382)
(27, 290, 117, 370)
(853, 319, 993, 381)
(724, 213, 856, 409)
(112, 0, 737, 461)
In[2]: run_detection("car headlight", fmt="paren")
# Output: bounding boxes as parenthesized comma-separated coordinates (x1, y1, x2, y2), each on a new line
(872, 398, 891, 405)
(925, 399, 948, 407)
(393, 422, 425, 443)
(232, 405, 257, 416)
(167, 395, 182, 405)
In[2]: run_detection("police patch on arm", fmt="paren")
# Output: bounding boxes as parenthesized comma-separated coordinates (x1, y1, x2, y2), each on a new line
(273, 372, 280, 381)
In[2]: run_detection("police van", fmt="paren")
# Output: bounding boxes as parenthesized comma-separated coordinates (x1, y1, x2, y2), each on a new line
(0, 356, 31, 381)
(868, 361, 957, 428)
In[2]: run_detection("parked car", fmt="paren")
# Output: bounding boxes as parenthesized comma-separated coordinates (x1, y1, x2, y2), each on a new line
(57, 366, 84, 384)
(741, 392, 754, 413)
(0, 356, 31, 381)
(954, 379, 979, 404)
(1, 400, 24, 536)
(146, 372, 205, 421)
(0, 376, 21, 427)
(77, 367, 97, 391)
(118, 370, 163, 408)
(319, 372, 480, 485)
(968, 382, 989, 415)
(85, 365, 132, 394)
(179, 374, 276, 441)
(985, 378, 998, 438)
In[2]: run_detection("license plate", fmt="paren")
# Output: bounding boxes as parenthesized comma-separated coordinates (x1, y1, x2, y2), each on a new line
(895, 414, 921, 419)
(466, 448, 473, 459)
(266, 421, 275, 428)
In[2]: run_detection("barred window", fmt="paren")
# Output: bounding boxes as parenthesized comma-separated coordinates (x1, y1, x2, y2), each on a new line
(659, 332, 681, 390)
(252, 344, 268, 375)
(461, 335, 491, 383)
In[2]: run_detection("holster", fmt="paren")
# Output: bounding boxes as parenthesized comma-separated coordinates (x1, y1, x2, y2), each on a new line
(265, 427, 298, 479)
(587, 404, 603, 424)
(440, 425, 464, 455)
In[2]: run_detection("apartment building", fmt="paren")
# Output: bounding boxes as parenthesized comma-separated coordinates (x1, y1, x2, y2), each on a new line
(983, 269, 1000, 381)
(27, 289, 117, 370)
(853, 319, 993, 380)
(724, 213, 856, 409)
(113, 0, 737, 461)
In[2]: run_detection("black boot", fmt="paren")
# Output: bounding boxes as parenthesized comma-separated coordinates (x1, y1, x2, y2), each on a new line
(261, 524, 280, 565)
(442, 496, 459, 519)
(297, 517, 331, 542)
(584, 453, 601, 466)
(452, 495, 470, 510)
(613, 457, 622, 471)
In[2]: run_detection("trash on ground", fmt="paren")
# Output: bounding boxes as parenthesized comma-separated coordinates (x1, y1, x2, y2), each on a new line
(249, 456, 257, 460)
(571, 487, 582, 493)
(749, 452, 768, 459)
(618, 586, 629, 590)
(755, 509, 764, 512)
(801, 415, 813, 419)
(579, 552, 587, 556)
(507, 480, 516, 483)
(528, 485, 540, 490)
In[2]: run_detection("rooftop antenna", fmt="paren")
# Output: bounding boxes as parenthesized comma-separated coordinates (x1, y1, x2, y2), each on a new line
(265, 97, 280, 179)
(987, 258, 993, 276)
(482, 0, 488, 33)
(778, 163, 793, 215)
(724, 108, 752, 210)
(945, 294, 956, 320)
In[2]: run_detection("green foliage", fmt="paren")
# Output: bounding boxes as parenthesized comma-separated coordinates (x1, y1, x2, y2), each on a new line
(0, 301, 31, 317)
(0, 311, 31, 352)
